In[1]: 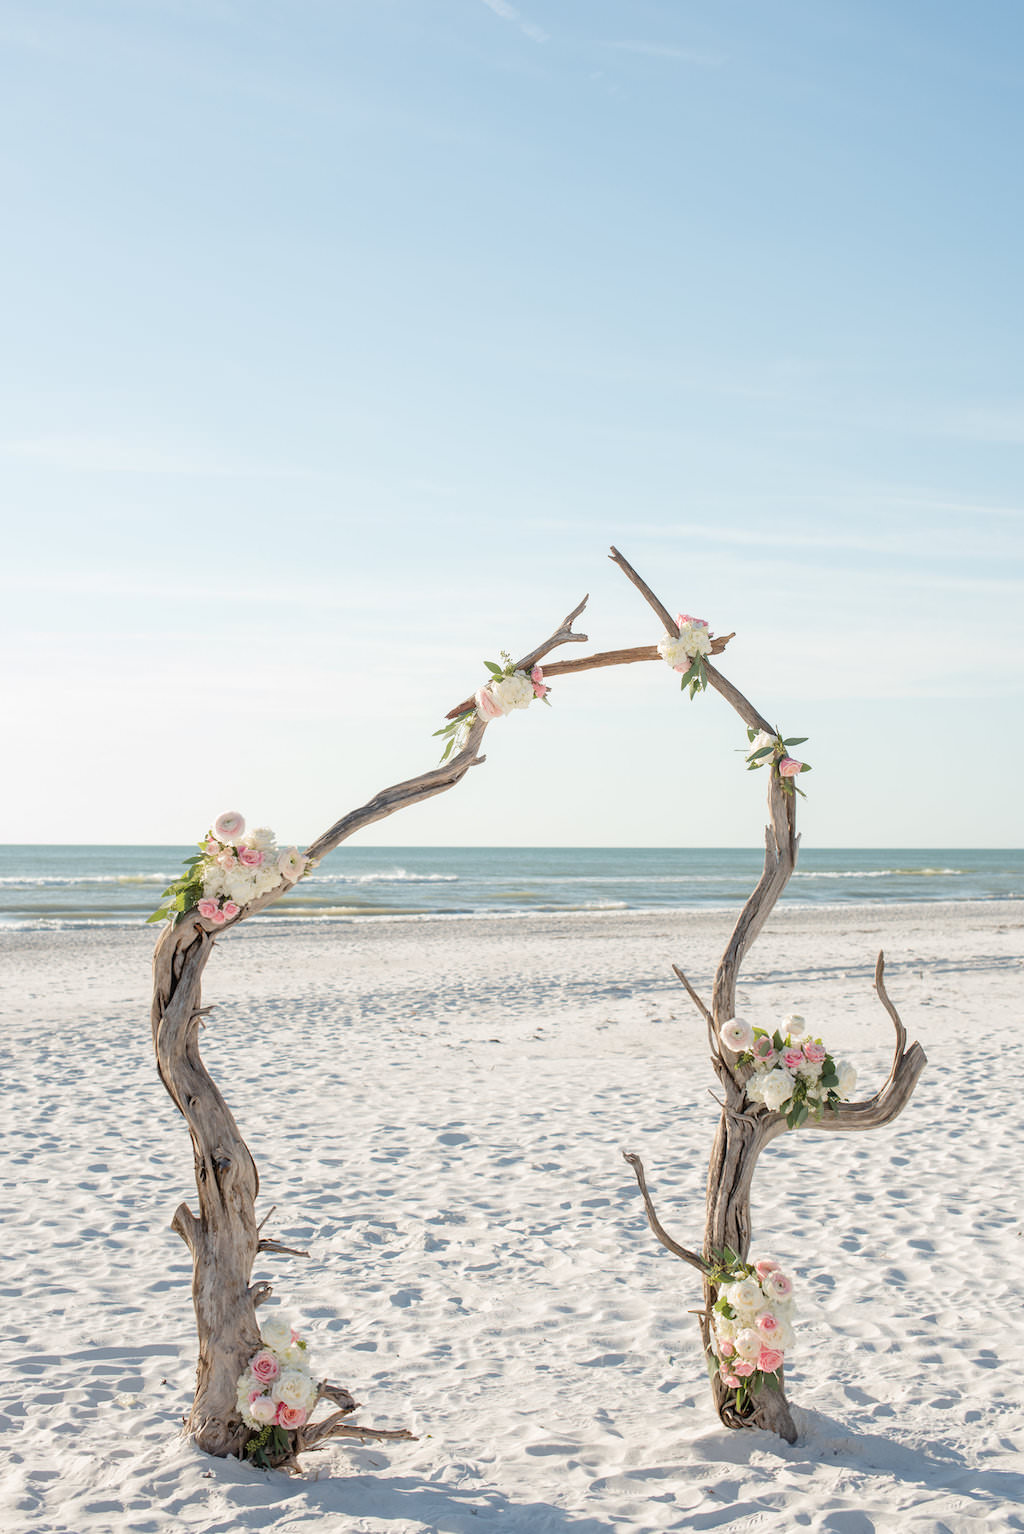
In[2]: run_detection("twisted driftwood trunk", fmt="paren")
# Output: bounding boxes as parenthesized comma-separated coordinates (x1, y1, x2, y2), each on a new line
(614, 547, 927, 1442)
(153, 591, 700, 1465)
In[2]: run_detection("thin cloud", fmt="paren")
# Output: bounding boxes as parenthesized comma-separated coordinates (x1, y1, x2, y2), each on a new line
(480, 0, 549, 44)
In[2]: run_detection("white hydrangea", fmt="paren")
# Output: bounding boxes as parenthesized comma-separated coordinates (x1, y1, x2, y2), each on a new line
(760, 1068, 795, 1112)
(491, 672, 535, 711)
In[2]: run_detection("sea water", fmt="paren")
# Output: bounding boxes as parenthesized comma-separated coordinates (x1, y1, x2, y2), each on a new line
(0, 845, 1020, 929)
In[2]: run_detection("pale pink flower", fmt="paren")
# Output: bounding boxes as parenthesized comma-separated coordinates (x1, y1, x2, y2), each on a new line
(721, 1370, 741, 1389)
(678, 613, 708, 629)
(756, 1313, 783, 1342)
(803, 1041, 827, 1065)
(250, 1350, 280, 1384)
(214, 811, 245, 841)
(249, 1394, 277, 1425)
(733, 1360, 755, 1377)
(204, 839, 220, 854)
(474, 685, 505, 721)
(783, 1047, 805, 1070)
(778, 757, 804, 778)
(754, 1259, 779, 1280)
(222, 901, 240, 919)
(278, 848, 305, 883)
(209, 906, 227, 925)
(720, 1017, 755, 1053)
(238, 846, 264, 868)
(275, 1403, 308, 1429)
(758, 1346, 785, 1374)
(752, 1036, 776, 1064)
(764, 1270, 794, 1302)
(717, 1337, 735, 1359)
(531, 664, 549, 698)
(197, 898, 218, 920)
(217, 851, 236, 870)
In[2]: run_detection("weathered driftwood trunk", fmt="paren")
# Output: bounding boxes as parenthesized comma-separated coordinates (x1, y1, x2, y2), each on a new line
(613, 547, 927, 1442)
(152, 594, 684, 1465)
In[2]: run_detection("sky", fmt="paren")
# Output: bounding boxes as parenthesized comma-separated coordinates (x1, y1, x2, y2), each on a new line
(1, 0, 1022, 848)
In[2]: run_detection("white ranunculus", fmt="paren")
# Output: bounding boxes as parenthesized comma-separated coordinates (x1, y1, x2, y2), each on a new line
(746, 729, 776, 761)
(760, 1068, 795, 1113)
(836, 1061, 858, 1099)
(491, 672, 535, 711)
(727, 1278, 763, 1316)
(244, 827, 278, 853)
(785, 1014, 805, 1030)
(272, 1367, 318, 1412)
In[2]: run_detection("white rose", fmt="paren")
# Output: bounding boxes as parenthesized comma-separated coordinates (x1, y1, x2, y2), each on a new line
(745, 1072, 767, 1104)
(836, 1061, 857, 1099)
(746, 729, 776, 762)
(785, 1014, 805, 1031)
(713, 1311, 737, 1341)
(272, 1367, 318, 1412)
(760, 1068, 795, 1113)
(734, 1328, 762, 1362)
(491, 672, 535, 711)
(244, 827, 278, 853)
(260, 1318, 292, 1354)
(729, 1278, 763, 1315)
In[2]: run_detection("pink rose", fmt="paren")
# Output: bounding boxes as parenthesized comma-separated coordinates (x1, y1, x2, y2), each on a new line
(217, 851, 236, 870)
(752, 1036, 776, 1064)
(721, 1370, 741, 1389)
(758, 1346, 785, 1374)
(204, 839, 220, 854)
(474, 685, 505, 721)
(238, 846, 263, 868)
(678, 613, 707, 628)
(209, 906, 226, 925)
(530, 664, 549, 699)
(778, 757, 804, 778)
(250, 1350, 280, 1384)
(275, 1403, 308, 1429)
(803, 1041, 827, 1065)
(717, 1337, 735, 1359)
(756, 1313, 782, 1341)
(754, 1259, 779, 1280)
(249, 1394, 277, 1425)
(197, 898, 218, 920)
(783, 1048, 805, 1070)
(733, 1360, 755, 1377)
(214, 811, 246, 841)
(222, 901, 240, 918)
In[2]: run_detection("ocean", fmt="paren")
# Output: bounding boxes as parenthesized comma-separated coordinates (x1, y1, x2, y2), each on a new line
(0, 846, 1020, 930)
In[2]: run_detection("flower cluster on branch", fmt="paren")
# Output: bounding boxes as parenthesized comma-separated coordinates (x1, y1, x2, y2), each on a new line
(709, 1254, 797, 1415)
(721, 1015, 857, 1129)
(434, 651, 550, 762)
(148, 812, 313, 924)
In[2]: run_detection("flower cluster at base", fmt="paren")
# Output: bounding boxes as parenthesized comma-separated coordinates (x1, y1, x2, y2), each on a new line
(709, 1254, 796, 1416)
(435, 651, 550, 763)
(147, 812, 314, 925)
(657, 614, 713, 698)
(720, 1014, 857, 1129)
(744, 728, 811, 796)
(236, 1317, 319, 1468)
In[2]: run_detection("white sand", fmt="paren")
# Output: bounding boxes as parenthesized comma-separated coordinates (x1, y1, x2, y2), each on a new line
(2, 901, 1023, 1533)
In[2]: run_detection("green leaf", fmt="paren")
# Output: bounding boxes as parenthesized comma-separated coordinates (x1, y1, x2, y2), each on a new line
(484, 660, 503, 676)
(772, 1030, 785, 1051)
(440, 738, 454, 763)
(798, 763, 811, 773)
(146, 909, 169, 923)
(783, 737, 808, 747)
(747, 727, 756, 742)
(748, 746, 773, 762)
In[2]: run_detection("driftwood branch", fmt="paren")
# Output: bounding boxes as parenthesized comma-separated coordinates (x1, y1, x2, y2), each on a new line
(611, 549, 926, 1445)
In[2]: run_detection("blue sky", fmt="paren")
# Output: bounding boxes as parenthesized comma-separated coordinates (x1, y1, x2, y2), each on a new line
(2, 0, 1021, 846)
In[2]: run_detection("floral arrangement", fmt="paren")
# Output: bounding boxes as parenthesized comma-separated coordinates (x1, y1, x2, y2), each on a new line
(708, 1252, 796, 1415)
(236, 1317, 319, 1468)
(148, 812, 314, 925)
(657, 614, 713, 698)
(720, 1014, 857, 1129)
(435, 651, 550, 762)
(744, 728, 811, 795)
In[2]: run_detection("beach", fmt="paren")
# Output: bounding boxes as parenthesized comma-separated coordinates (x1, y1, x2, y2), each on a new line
(2, 900, 1022, 1533)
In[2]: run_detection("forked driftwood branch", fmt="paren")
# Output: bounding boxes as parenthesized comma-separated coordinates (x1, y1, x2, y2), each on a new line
(150, 590, 680, 1468)
(612, 546, 927, 1442)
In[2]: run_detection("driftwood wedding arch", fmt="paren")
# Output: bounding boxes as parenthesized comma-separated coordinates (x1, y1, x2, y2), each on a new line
(151, 546, 925, 1465)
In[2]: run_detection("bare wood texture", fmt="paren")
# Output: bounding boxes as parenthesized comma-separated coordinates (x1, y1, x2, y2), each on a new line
(612, 549, 926, 1445)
